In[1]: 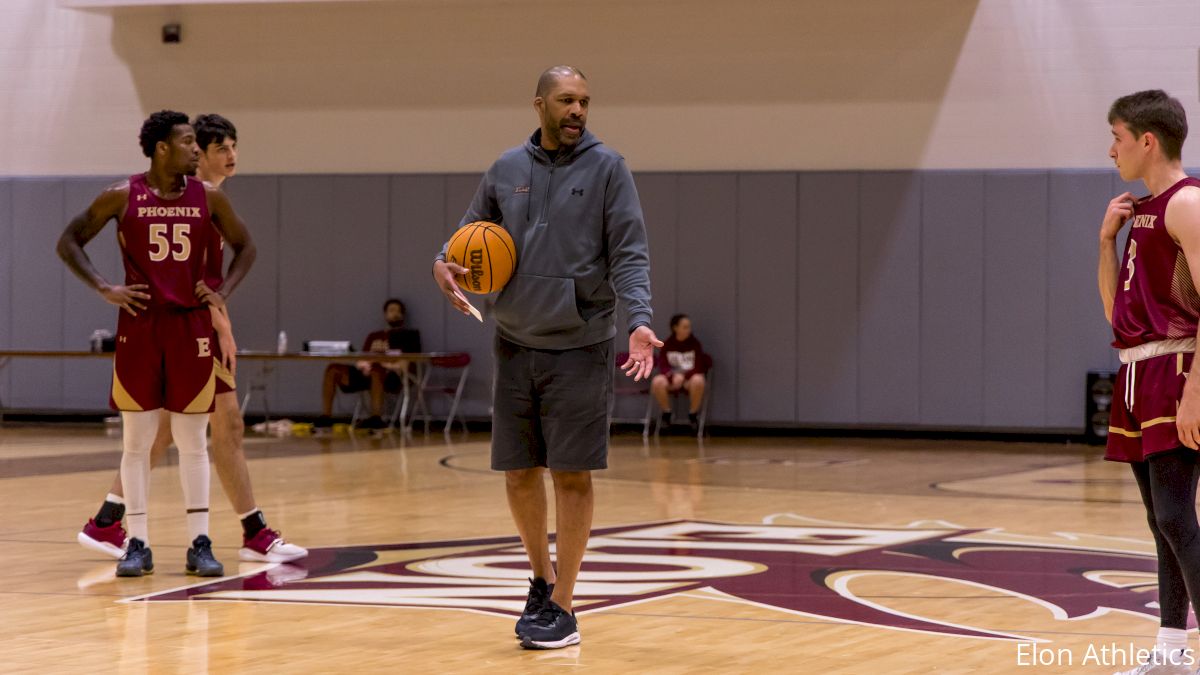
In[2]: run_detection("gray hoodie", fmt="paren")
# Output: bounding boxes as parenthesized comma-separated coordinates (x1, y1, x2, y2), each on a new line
(438, 129, 652, 350)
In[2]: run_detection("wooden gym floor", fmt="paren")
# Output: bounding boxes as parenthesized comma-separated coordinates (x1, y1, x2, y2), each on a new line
(0, 424, 1175, 673)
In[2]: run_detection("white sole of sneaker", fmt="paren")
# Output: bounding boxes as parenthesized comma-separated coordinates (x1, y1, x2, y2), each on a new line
(78, 531, 126, 559)
(238, 546, 308, 563)
(520, 631, 581, 650)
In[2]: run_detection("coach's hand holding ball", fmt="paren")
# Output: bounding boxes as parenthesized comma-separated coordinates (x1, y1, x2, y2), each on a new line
(434, 221, 517, 317)
(433, 259, 472, 316)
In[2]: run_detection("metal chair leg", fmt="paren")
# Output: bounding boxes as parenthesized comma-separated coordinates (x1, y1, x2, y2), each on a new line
(442, 366, 469, 437)
(697, 371, 713, 438)
(642, 394, 654, 439)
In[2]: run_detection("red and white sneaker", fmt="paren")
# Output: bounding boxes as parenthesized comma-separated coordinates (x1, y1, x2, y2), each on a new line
(77, 519, 127, 559)
(239, 528, 308, 563)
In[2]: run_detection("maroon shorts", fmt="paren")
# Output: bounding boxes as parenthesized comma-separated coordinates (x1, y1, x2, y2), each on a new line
(212, 332, 236, 395)
(1106, 351, 1193, 462)
(110, 308, 216, 414)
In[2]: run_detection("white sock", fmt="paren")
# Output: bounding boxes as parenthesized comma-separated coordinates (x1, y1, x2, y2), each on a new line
(120, 411, 161, 545)
(105, 493, 124, 506)
(1157, 626, 1188, 654)
(171, 412, 212, 542)
(237, 508, 261, 521)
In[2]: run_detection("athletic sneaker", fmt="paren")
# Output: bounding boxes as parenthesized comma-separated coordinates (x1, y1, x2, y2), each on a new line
(78, 519, 127, 559)
(515, 577, 554, 637)
(313, 416, 334, 431)
(519, 601, 580, 650)
(186, 535, 225, 577)
(115, 538, 153, 577)
(239, 528, 308, 563)
(1113, 649, 1195, 674)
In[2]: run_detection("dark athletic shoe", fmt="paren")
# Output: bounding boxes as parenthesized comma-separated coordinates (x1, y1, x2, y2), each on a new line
(519, 601, 580, 650)
(515, 577, 554, 637)
(116, 538, 154, 577)
(186, 535, 225, 577)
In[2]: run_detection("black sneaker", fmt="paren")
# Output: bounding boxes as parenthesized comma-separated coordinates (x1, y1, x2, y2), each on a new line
(313, 416, 334, 430)
(186, 535, 225, 577)
(688, 413, 700, 436)
(519, 601, 580, 650)
(116, 538, 154, 577)
(515, 577, 554, 637)
(659, 412, 672, 434)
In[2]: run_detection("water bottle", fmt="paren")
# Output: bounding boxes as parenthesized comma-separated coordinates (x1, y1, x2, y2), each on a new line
(277, 330, 288, 354)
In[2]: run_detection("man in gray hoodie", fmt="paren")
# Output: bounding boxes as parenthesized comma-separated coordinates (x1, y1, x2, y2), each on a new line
(433, 65, 661, 649)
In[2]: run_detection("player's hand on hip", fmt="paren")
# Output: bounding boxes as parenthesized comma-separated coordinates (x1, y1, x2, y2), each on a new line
(433, 260, 472, 316)
(1178, 385, 1200, 450)
(1101, 192, 1136, 242)
(195, 281, 224, 309)
(100, 283, 150, 316)
(624, 326, 664, 382)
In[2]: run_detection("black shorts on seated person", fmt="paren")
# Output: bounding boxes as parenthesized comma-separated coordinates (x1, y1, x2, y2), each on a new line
(339, 367, 403, 394)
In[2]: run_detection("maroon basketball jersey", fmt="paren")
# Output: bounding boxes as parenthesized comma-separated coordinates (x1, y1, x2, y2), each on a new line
(119, 173, 214, 310)
(203, 229, 225, 291)
(1112, 177, 1200, 349)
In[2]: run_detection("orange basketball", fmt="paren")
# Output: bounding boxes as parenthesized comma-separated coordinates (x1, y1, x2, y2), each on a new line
(445, 221, 516, 294)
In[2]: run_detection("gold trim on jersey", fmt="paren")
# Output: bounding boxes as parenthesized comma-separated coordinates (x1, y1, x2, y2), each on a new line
(1141, 416, 1178, 430)
(213, 357, 236, 390)
(1109, 417, 1179, 439)
(110, 362, 144, 412)
(182, 368, 217, 414)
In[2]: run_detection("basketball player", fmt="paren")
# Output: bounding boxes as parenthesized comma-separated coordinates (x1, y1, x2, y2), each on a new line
(76, 114, 307, 565)
(1100, 90, 1200, 674)
(57, 110, 256, 577)
(433, 66, 660, 649)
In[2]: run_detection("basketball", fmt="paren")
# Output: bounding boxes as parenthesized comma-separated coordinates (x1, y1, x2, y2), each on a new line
(445, 221, 516, 294)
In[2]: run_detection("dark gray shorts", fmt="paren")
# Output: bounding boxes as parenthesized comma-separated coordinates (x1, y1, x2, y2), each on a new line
(491, 334, 613, 472)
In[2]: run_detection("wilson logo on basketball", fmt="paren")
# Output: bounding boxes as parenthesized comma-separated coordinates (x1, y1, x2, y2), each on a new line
(128, 516, 1162, 641)
(445, 221, 516, 295)
(468, 249, 485, 292)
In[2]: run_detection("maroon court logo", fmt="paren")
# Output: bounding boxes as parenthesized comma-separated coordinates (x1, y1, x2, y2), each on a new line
(127, 516, 1162, 641)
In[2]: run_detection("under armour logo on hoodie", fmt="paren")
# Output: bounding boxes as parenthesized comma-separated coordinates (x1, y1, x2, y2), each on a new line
(571, 188, 585, 196)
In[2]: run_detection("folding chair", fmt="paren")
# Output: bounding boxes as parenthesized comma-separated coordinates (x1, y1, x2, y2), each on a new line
(612, 351, 655, 439)
(408, 353, 471, 436)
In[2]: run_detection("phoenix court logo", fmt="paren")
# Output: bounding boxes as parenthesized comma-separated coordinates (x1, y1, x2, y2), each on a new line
(126, 515, 1165, 641)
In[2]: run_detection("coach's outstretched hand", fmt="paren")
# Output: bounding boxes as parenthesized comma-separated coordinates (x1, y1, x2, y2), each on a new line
(100, 283, 150, 317)
(433, 259, 472, 316)
(623, 325, 663, 382)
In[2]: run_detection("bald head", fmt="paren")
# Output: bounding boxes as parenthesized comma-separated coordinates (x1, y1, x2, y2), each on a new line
(536, 65, 587, 99)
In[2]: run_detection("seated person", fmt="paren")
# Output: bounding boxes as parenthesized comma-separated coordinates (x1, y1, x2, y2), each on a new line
(316, 298, 421, 430)
(651, 314, 711, 433)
